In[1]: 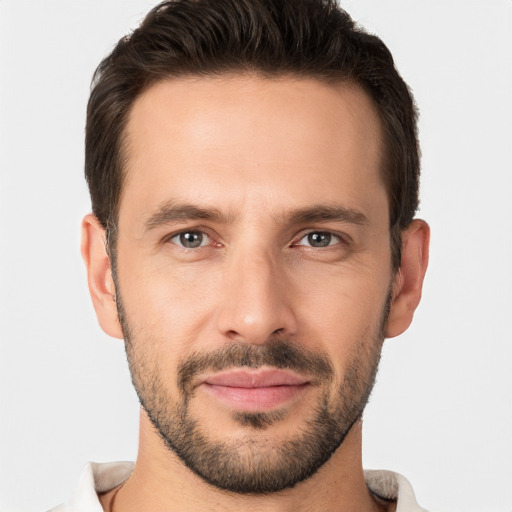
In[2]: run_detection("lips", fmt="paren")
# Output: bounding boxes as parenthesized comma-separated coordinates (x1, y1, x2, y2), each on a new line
(200, 368, 311, 411)
(204, 369, 309, 387)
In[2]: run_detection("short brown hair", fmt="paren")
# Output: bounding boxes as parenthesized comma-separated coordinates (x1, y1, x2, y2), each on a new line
(85, 0, 420, 269)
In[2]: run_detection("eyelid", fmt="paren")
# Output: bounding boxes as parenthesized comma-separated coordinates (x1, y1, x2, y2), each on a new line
(162, 228, 216, 248)
(292, 229, 351, 247)
(160, 227, 350, 249)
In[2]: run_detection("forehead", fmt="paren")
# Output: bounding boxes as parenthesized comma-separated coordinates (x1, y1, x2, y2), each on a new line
(120, 75, 386, 224)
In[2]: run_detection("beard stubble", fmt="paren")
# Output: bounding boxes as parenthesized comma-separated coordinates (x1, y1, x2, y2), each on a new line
(116, 286, 390, 494)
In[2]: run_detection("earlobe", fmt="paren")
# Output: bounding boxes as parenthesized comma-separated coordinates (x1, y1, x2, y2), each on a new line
(385, 219, 430, 339)
(81, 213, 124, 339)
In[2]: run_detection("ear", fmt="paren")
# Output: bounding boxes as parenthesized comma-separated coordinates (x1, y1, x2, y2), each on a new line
(81, 213, 124, 339)
(385, 219, 430, 338)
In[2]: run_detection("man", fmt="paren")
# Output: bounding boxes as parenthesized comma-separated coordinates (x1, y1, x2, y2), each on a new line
(52, 0, 429, 510)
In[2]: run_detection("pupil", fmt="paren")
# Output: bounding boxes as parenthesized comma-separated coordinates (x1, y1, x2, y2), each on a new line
(180, 231, 202, 248)
(308, 232, 331, 247)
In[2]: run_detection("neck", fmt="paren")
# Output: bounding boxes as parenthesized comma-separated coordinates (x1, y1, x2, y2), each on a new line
(100, 411, 390, 512)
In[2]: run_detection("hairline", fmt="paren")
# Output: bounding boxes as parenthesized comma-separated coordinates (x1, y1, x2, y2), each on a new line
(107, 70, 403, 269)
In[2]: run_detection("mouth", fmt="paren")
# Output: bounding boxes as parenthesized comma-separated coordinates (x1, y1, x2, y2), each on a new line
(199, 368, 312, 412)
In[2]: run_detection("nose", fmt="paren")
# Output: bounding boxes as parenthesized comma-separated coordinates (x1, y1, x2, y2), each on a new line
(215, 248, 298, 345)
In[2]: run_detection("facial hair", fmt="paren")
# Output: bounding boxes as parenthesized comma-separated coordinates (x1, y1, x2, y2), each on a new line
(116, 288, 389, 495)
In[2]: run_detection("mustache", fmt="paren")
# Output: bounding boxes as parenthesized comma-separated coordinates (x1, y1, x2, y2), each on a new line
(177, 339, 334, 393)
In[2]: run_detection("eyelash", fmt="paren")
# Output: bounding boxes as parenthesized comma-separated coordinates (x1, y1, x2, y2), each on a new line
(163, 229, 349, 250)
(165, 230, 215, 249)
(293, 231, 345, 248)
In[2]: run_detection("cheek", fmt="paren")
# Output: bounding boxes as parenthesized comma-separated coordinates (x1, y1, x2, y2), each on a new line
(291, 262, 390, 361)
(117, 252, 222, 347)
(116, 232, 392, 364)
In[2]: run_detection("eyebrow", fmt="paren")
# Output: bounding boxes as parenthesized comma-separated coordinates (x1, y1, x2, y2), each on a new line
(284, 205, 369, 226)
(143, 201, 368, 232)
(143, 201, 234, 231)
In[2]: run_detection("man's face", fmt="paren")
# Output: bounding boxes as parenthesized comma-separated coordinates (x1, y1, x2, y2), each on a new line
(114, 76, 393, 493)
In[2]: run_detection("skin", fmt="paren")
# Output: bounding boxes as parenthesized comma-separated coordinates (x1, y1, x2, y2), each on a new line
(82, 75, 429, 512)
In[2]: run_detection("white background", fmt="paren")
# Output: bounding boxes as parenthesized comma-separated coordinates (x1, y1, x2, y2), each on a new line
(1, 1, 511, 511)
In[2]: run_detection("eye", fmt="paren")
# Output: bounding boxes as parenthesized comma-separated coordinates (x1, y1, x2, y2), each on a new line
(295, 231, 342, 248)
(168, 230, 210, 249)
